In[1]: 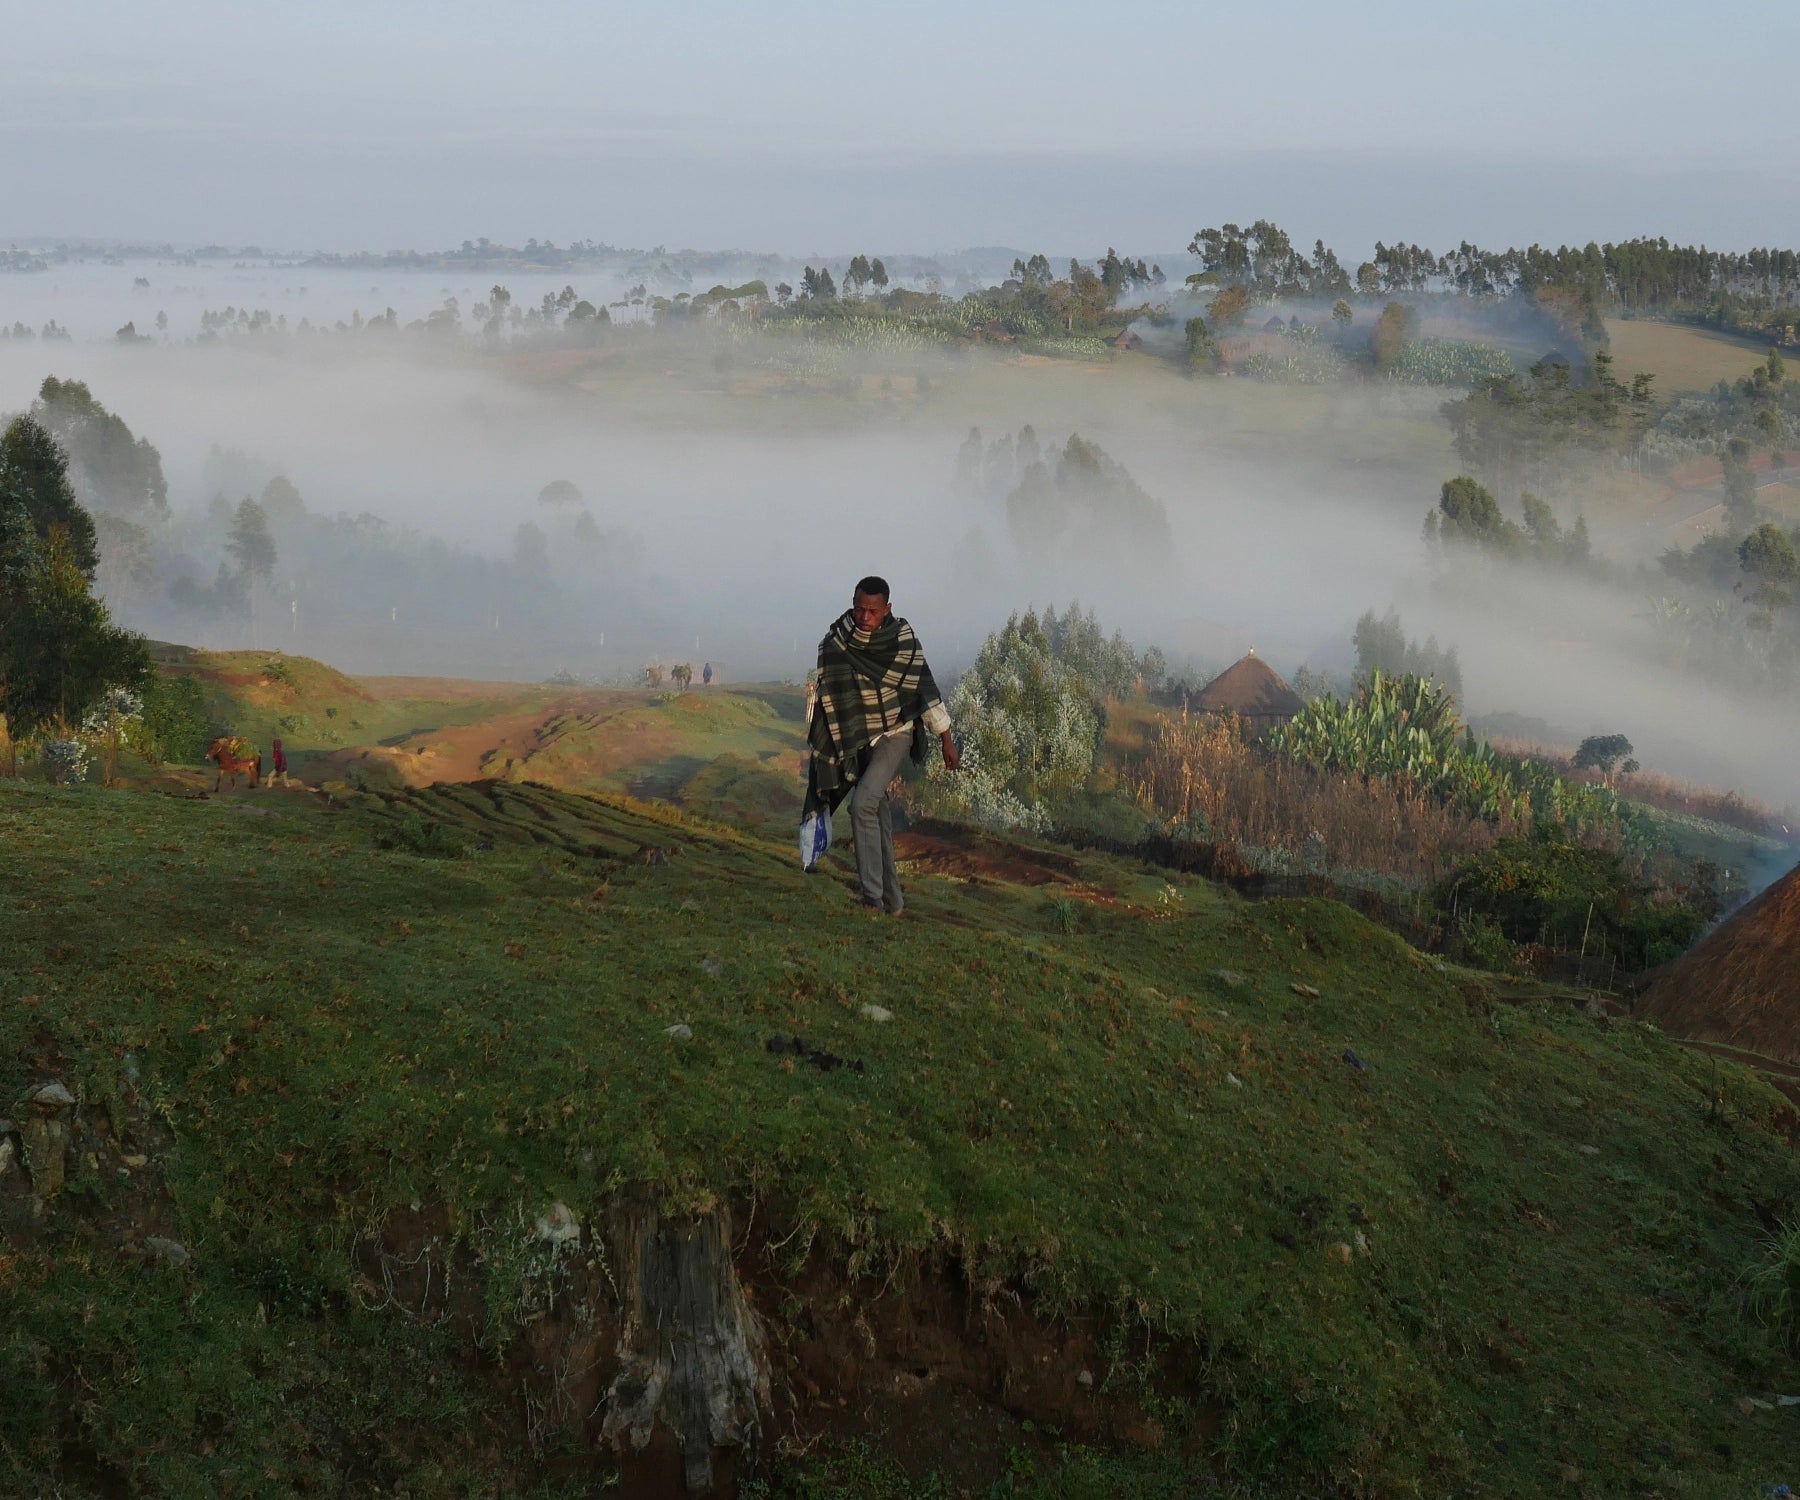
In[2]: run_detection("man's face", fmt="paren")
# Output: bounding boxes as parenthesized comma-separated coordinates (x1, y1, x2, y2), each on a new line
(852, 590, 891, 632)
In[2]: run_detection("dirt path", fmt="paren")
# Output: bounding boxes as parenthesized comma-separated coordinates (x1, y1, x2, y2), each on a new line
(1677, 1037, 1800, 1082)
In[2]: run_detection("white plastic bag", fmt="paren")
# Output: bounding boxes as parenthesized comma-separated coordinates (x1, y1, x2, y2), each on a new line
(799, 808, 831, 871)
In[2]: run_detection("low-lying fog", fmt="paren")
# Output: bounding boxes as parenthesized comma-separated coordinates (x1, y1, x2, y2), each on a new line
(0, 253, 1024, 343)
(3, 268, 1796, 811)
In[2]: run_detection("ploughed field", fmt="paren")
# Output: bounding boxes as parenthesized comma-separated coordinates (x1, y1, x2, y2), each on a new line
(4, 768, 1798, 1498)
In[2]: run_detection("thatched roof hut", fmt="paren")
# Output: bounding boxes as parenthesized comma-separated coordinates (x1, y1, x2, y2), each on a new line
(1637, 860, 1800, 1065)
(1187, 652, 1306, 734)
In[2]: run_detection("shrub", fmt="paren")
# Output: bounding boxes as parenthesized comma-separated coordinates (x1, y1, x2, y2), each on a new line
(1448, 913, 1519, 973)
(378, 813, 469, 859)
(1438, 833, 1707, 973)
(137, 673, 210, 765)
(924, 608, 1110, 832)
(41, 739, 89, 785)
(79, 686, 142, 736)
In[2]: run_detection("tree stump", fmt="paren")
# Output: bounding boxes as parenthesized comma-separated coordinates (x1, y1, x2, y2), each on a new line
(600, 1194, 767, 1494)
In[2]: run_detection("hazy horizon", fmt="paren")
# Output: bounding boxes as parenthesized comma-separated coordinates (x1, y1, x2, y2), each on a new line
(6, 1, 1799, 813)
(11, 0, 1799, 255)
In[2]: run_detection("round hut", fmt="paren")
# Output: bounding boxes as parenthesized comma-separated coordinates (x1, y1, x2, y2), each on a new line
(1187, 651, 1306, 736)
(1637, 859, 1800, 1065)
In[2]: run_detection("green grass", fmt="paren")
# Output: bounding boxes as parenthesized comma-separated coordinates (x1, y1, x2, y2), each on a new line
(1628, 799, 1795, 880)
(3, 777, 1798, 1495)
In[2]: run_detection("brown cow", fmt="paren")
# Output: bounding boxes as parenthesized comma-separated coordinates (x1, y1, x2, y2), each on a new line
(206, 736, 262, 790)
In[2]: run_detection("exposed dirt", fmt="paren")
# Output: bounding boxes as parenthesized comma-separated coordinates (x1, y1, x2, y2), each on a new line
(894, 818, 1110, 896)
(1, 1051, 181, 1258)
(0, 1048, 1197, 1500)
(754, 1239, 1210, 1486)
(338, 1192, 1212, 1495)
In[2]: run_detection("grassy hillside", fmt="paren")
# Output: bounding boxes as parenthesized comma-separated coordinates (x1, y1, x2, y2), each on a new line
(152, 644, 558, 775)
(147, 647, 808, 823)
(4, 775, 1798, 1496)
(322, 682, 807, 823)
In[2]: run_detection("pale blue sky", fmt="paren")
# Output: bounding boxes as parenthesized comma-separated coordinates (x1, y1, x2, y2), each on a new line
(9, 0, 1798, 255)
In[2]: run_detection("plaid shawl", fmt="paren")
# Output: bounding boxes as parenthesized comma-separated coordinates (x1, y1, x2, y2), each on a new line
(803, 610, 943, 818)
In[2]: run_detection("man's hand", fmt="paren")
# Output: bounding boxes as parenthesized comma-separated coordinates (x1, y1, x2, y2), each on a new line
(940, 732, 960, 772)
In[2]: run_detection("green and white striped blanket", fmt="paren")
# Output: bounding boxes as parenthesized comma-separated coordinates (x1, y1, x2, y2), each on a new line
(802, 610, 943, 823)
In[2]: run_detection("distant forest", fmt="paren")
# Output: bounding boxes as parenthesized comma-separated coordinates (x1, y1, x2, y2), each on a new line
(1183, 221, 1800, 346)
(10, 227, 1800, 319)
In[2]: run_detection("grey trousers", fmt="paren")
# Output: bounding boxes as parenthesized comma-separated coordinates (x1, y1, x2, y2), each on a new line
(849, 730, 912, 911)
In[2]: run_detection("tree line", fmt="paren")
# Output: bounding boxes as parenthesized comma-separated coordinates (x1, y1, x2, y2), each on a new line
(0, 412, 153, 773)
(1186, 221, 1800, 344)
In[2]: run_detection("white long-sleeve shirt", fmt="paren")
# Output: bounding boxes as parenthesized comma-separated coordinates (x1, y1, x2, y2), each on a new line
(874, 699, 951, 744)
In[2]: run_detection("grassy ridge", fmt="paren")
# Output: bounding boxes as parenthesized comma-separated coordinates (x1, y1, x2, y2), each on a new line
(2, 778, 1797, 1495)
(152, 644, 554, 770)
(145, 646, 809, 825)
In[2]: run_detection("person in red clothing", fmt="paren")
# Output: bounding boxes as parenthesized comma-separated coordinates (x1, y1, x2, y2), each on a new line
(267, 736, 290, 788)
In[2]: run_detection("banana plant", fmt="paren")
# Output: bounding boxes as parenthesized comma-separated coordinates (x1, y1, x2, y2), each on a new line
(1269, 670, 1627, 837)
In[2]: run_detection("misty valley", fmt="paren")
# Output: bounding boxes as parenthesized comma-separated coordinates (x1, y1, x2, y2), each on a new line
(5, 228, 1800, 1498)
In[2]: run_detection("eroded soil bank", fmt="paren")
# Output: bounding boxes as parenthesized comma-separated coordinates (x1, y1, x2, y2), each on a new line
(3, 1071, 1208, 1496)
(356, 1191, 1211, 1495)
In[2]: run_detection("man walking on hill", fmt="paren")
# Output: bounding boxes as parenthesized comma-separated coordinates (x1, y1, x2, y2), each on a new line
(802, 576, 958, 914)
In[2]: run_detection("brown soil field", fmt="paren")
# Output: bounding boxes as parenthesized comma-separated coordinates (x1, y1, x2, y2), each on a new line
(1605, 318, 1780, 394)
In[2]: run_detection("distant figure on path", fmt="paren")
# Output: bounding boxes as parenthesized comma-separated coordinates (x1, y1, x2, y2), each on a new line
(267, 736, 290, 788)
(702, 661, 713, 686)
(800, 576, 958, 914)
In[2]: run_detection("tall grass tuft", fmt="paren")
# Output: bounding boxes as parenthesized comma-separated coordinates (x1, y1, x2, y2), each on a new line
(1744, 1216, 1800, 1353)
